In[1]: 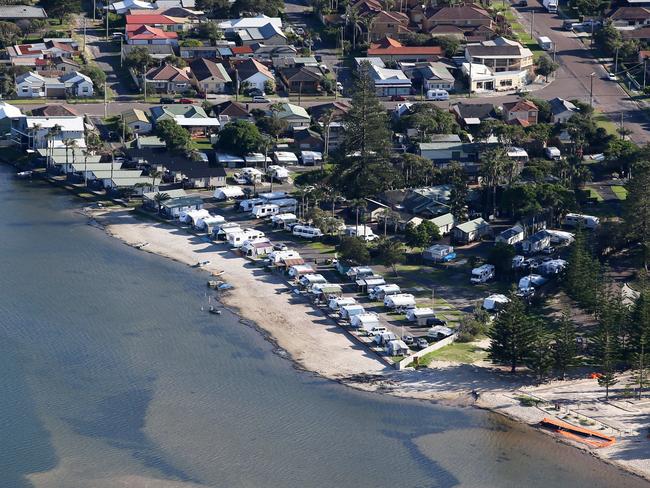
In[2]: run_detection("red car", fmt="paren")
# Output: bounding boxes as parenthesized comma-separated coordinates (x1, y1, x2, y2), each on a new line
(390, 95, 406, 101)
(179, 98, 194, 104)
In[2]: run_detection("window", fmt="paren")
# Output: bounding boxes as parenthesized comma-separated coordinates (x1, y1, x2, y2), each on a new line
(451, 151, 461, 159)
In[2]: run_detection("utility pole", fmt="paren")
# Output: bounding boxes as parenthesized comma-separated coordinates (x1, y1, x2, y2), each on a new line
(468, 61, 472, 98)
(143, 73, 147, 101)
(106, 6, 109, 41)
(93, 0, 96, 21)
(615, 46, 619, 74)
(552, 44, 556, 64)
(120, 36, 123, 67)
(530, 10, 534, 40)
(235, 68, 239, 102)
(589, 72, 595, 109)
(644, 58, 648, 90)
(104, 83, 107, 117)
(83, 17, 86, 52)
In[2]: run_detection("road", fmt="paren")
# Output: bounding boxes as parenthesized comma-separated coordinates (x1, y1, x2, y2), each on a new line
(513, 0, 650, 143)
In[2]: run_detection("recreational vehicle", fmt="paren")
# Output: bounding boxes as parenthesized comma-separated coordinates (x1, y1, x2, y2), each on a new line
(288, 264, 315, 277)
(405, 307, 436, 324)
(387, 340, 409, 356)
(239, 198, 265, 212)
(374, 331, 398, 346)
(344, 225, 379, 242)
(267, 165, 290, 182)
(384, 294, 416, 309)
(346, 266, 375, 281)
(427, 326, 454, 340)
(227, 228, 265, 248)
(212, 222, 241, 240)
(241, 238, 274, 257)
(292, 226, 323, 239)
(251, 204, 280, 219)
(351, 313, 380, 330)
(482, 294, 510, 312)
(470, 264, 495, 284)
(267, 250, 301, 265)
(214, 186, 245, 200)
(339, 304, 366, 321)
(368, 284, 401, 300)
(259, 191, 289, 201)
(195, 215, 225, 231)
(272, 213, 298, 229)
(328, 296, 357, 311)
(299, 273, 328, 290)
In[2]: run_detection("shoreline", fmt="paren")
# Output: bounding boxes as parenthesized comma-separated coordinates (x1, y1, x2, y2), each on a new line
(87, 205, 650, 485)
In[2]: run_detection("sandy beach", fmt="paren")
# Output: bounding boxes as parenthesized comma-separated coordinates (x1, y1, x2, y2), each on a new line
(91, 207, 650, 484)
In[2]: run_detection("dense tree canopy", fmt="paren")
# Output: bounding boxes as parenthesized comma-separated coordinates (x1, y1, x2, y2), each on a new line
(155, 119, 190, 153)
(215, 120, 263, 156)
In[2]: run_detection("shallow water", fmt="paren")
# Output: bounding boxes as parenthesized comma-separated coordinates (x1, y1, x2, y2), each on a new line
(0, 165, 647, 488)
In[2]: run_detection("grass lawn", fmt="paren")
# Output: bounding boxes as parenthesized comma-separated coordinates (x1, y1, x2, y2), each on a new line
(611, 185, 628, 200)
(191, 138, 213, 150)
(419, 342, 488, 365)
(594, 113, 619, 135)
(305, 241, 336, 254)
(585, 187, 604, 202)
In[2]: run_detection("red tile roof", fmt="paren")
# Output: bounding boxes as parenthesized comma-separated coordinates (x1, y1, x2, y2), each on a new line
(146, 63, 190, 82)
(231, 45, 253, 54)
(367, 37, 443, 56)
(126, 14, 177, 24)
(503, 99, 538, 113)
(128, 25, 178, 39)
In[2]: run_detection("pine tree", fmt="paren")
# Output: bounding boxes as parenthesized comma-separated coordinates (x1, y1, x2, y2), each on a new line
(596, 325, 619, 401)
(624, 161, 650, 270)
(593, 286, 622, 401)
(630, 275, 650, 398)
(337, 63, 396, 198)
(488, 293, 533, 373)
(565, 229, 601, 312)
(554, 311, 578, 380)
(524, 318, 554, 383)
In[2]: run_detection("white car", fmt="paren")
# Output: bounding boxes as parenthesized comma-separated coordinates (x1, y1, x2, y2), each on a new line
(336, 81, 343, 91)
(608, 72, 617, 81)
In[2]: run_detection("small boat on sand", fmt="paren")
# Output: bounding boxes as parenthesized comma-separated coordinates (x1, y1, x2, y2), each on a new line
(16, 170, 33, 178)
(208, 306, 222, 315)
(194, 260, 210, 268)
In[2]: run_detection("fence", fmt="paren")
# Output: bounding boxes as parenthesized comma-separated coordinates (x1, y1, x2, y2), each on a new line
(396, 333, 458, 370)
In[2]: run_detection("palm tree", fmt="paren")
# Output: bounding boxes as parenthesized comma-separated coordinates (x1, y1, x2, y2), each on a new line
(149, 169, 163, 188)
(350, 198, 367, 228)
(154, 191, 170, 211)
(82, 148, 91, 187)
(319, 109, 335, 162)
(480, 148, 508, 218)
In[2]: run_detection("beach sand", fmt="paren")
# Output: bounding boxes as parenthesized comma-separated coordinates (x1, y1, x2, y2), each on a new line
(91, 207, 650, 484)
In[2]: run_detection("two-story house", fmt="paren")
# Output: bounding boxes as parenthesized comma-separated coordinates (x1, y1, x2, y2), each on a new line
(502, 99, 538, 126)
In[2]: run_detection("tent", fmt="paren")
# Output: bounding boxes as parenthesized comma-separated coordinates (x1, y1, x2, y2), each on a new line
(482, 294, 510, 311)
(214, 186, 244, 200)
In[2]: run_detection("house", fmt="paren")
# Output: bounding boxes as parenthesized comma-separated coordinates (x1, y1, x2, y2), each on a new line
(145, 64, 192, 93)
(149, 104, 220, 135)
(309, 101, 351, 121)
(277, 103, 311, 129)
(502, 99, 538, 126)
(452, 217, 491, 244)
(400, 61, 455, 91)
(235, 58, 275, 91)
(126, 25, 179, 45)
(429, 23, 496, 42)
(13, 116, 86, 149)
(367, 37, 443, 62)
(610, 7, 650, 28)
(212, 100, 250, 122)
(423, 5, 493, 31)
(250, 43, 298, 60)
(7, 40, 78, 62)
(279, 66, 323, 93)
(122, 109, 152, 134)
(0, 5, 47, 20)
(163, 160, 227, 188)
(110, 0, 156, 14)
(450, 102, 496, 127)
(465, 37, 534, 73)
(122, 43, 176, 61)
(34, 56, 80, 73)
(549, 97, 578, 123)
(294, 128, 324, 151)
(521, 229, 551, 254)
(16, 71, 93, 98)
(159, 195, 204, 218)
(431, 213, 455, 235)
(237, 23, 287, 46)
(218, 15, 283, 32)
(496, 225, 525, 245)
(0, 101, 24, 134)
(126, 14, 189, 32)
(462, 62, 529, 92)
(418, 135, 478, 165)
(273, 55, 318, 69)
(189, 58, 232, 94)
(422, 244, 455, 262)
(369, 11, 412, 41)
(142, 188, 188, 211)
(369, 64, 412, 97)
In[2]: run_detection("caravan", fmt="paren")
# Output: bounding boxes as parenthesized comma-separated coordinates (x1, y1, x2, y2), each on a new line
(328, 296, 357, 311)
(344, 225, 378, 242)
(339, 304, 366, 321)
(470, 264, 495, 284)
(251, 204, 280, 219)
(368, 284, 401, 300)
(299, 273, 328, 290)
(272, 213, 298, 229)
(384, 293, 416, 310)
(239, 198, 265, 212)
(346, 266, 374, 281)
(227, 228, 265, 248)
(562, 213, 600, 230)
(195, 214, 225, 232)
(212, 222, 241, 240)
(405, 307, 436, 324)
(288, 264, 315, 277)
(350, 313, 379, 330)
(483, 294, 510, 312)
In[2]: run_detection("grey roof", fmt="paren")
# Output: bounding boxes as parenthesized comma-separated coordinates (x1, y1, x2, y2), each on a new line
(452, 102, 495, 119)
(549, 97, 577, 115)
(455, 217, 489, 234)
(0, 6, 47, 19)
(466, 44, 521, 57)
(160, 196, 204, 208)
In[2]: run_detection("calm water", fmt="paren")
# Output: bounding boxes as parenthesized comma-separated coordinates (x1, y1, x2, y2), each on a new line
(0, 164, 648, 488)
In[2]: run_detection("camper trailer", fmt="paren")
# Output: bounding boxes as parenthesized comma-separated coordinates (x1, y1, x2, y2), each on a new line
(470, 264, 495, 284)
(384, 294, 416, 310)
(227, 228, 265, 248)
(368, 284, 401, 300)
(259, 191, 288, 202)
(267, 165, 290, 182)
(339, 304, 366, 320)
(212, 222, 241, 240)
(405, 307, 436, 325)
(350, 312, 379, 330)
(356, 275, 386, 291)
(518, 274, 547, 291)
(267, 249, 301, 265)
(272, 213, 299, 229)
(344, 225, 378, 242)
(288, 264, 315, 277)
(346, 266, 374, 281)
(180, 208, 210, 224)
(427, 326, 454, 340)
(562, 213, 600, 230)
(194, 214, 225, 231)
(241, 238, 274, 257)
(483, 294, 510, 312)
(387, 340, 409, 356)
(251, 204, 280, 219)
(239, 198, 265, 212)
(292, 225, 323, 239)
(374, 331, 398, 347)
(328, 296, 357, 311)
(214, 186, 245, 200)
(299, 273, 328, 290)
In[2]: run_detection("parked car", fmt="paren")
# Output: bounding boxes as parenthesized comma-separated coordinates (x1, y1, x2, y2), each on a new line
(160, 97, 175, 104)
(426, 317, 447, 327)
(112, 32, 124, 39)
(367, 326, 388, 337)
(273, 242, 289, 251)
(517, 0, 528, 5)
(542, 247, 555, 255)
(403, 335, 414, 346)
(179, 98, 194, 104)
(563, 19, 578, 30)
(416, 338, 429, 349)
(390, 95, 406, 101)
(294, 26, 305, 35)
(248, 88, 265, 97)
(607, 72, 617, 81)
(314, 54, 322, 62)
(252, 96, 270, 103)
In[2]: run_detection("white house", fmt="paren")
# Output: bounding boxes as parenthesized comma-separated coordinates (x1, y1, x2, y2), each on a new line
(495, 225, 525, 245)
(218, 15, 282, 32)
(369, 64, 412, 97)
(237, 58, 274, 91)
(16, 71, 94, 98)
(14, 116, 86, 149)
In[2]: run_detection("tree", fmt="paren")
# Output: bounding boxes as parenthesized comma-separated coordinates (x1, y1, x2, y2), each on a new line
(149, 170, 163, 188)
(197, 20, 224, 43)
(565, 229, 601, 312)
(0, 21, 22, 48)
(445, 162, 468, 220)
(488, 293, 533, 373)
(404, 220, 440, 248)
(124, 46, 155, 75)
(256, 115, 286, 140)
(196, 0, 230, 17)
(398, 153, 438, 188)
(375, 238, 405, 275)
(554, 312, 578, 380)
(216, 120, 263, 156)
(524, 319, 554, 383)
(155, 119, 190, 153)
(153, 192, 170, 210)
(593, 284, 625, 400)
(595, 324, 619, 401)
(163, 55, 187, 68)
(432, 36, 460, 58)
(80, 65, 107, 94)
(572, 0, 611, 18)
(480, 147, 510, 218)
(487, 242, 515, 280)
(535, 54, 559, 81)
(337, 62, 397, 197)
(624, 162, 650, 270)
(41, 0, 81, 20)
(400, 104, 459, 140)
(180, 39, 203, 47)
(338, 236, 370, 264)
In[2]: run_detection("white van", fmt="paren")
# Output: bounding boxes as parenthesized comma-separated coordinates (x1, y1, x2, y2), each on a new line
(344, 225, 378, 242)
(292, 225, 323, 239)
(470, 264, 495, 284)
(562, 213, 600, 230)
(426, 89, 449, 101)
